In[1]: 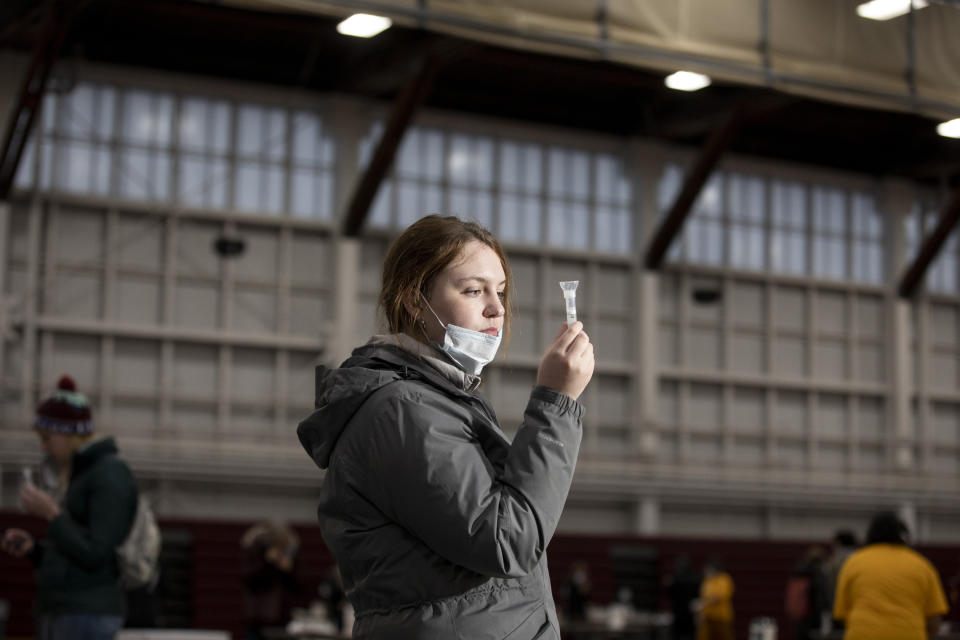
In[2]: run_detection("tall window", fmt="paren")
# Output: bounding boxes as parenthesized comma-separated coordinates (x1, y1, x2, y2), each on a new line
(14, 82, 336, 219)
(361, 123, 635, 253)
(660, 163, 885, 285)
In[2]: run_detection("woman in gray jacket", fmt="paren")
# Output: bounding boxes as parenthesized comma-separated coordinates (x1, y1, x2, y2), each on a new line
(298, 215, 594, 639)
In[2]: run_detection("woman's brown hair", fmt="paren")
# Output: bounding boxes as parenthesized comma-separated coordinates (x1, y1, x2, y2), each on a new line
(379, 215, 512, 344)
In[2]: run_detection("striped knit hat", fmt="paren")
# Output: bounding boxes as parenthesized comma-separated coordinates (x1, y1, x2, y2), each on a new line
(34, 375, 93, 435)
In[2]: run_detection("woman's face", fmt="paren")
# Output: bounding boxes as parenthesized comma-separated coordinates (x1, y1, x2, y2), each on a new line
(36, 429, 75, 466)
(421, 240, 506, 343)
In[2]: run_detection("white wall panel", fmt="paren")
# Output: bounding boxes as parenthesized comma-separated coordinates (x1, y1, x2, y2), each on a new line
(176, 221, 221, 277)
(233, 227, 279, 282)
(596, 266, 631, 314)
(688, 328, 721, 370)
(774, 287, 806, 331)
(595, 318, 630, 364)
(173, 343, 218, 399)
(856, 295, 884, 338)
(174, 282, 220, 328)
(857, 344, 885, 383)
(116, 214, 163, 269)
(231, 347, 274, 403)
(930, 354, 960, 391)
(730, 333, 763, 374)
(932, 403, 960, 446)
(113, 338, 161, 393)
(731, 282, 764, 327)
(772, 337, 806, 376)
(817, 291, 847, 334)
(55, 208, 103, 264)
(596, 375, 629, 424)
(731, 386, 764, 435)
(930, 305, 959, 347)
(689, 383, 721, 431)
(776, 390, 806, 436)
(858, 397, 885, 441)
(112, 398, 158, 434)
(288, 291, 325, 337)
(115, 276, 162, 325)
(814, 339, 848, 379)
(232, 287, 277, 332)
(815, 393, 847, 439)
(52, 272, 102, 319)
(50, 334, 100, 391)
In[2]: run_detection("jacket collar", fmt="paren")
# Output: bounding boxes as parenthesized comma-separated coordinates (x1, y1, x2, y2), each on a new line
(71, 436, 118, 477)
(366, 334, 482, 392)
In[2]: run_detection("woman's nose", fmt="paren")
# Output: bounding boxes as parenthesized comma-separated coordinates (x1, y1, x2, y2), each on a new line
(484, 295, 504, 317)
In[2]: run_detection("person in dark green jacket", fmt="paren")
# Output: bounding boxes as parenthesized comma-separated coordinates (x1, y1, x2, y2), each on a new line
(298, 215, 595, 639)
(2, 375, 137, 640)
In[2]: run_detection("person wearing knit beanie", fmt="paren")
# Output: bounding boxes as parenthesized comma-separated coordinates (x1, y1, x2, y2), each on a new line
(2, 374, 138, 640)
(34, 375, 94, 435)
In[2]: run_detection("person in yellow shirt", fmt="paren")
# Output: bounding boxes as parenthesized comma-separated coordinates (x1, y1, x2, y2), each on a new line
(834, 511, 948, 640)
(697, 558, 734, 640)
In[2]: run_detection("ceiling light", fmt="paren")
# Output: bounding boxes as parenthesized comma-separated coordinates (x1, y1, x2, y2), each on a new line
(937, 118, 960, 139)
(336, 13, 392, 38)
(856, 0, 928, 21)
(665, 71, 712, 92)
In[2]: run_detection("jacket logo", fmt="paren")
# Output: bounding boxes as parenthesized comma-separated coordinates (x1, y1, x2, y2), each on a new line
(536, 433, 564, 448)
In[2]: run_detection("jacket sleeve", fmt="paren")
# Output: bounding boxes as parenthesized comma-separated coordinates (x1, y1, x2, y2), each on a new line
(361, 384, 582, 579)
(48, 460, 137, 573)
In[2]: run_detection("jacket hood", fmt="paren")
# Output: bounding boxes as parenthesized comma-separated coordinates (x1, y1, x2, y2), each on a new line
(297, 343, 472, 470)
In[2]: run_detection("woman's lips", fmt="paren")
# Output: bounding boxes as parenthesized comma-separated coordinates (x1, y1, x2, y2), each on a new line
(481, 328, 500, 336)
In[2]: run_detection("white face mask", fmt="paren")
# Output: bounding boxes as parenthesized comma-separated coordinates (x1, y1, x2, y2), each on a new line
(422, 298, 501, 376)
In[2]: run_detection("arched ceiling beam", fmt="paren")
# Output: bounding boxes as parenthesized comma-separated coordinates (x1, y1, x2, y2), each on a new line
(341, 55, 440, 238)
(897, 185, 960, 298)
(644, 104, 748, 270)
(0, 2, 73, 200)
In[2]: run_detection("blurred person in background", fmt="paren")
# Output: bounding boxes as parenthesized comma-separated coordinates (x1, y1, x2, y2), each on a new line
(297, 215, 594, 639)
(825, 529, 858, 631)
(785, 545, 829, 640)
(1, 375, 138, 640)
(241, 520, 302, 640)
(833, 511, 948, 640)
(559, 561, 592, 622)
(696, 558, 734, 640)
(665, 554, 701, 640)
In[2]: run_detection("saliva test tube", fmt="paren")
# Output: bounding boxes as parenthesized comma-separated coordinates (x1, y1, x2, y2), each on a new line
(559, 281, 579, 324)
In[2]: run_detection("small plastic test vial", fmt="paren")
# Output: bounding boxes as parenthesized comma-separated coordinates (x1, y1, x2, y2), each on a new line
(559, 281, 579, 324)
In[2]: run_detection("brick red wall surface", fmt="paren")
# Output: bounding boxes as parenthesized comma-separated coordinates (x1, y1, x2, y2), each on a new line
(2, 511, 958, 639)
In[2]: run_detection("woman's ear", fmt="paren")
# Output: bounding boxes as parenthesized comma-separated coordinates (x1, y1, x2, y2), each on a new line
(402, 291, 420, 319)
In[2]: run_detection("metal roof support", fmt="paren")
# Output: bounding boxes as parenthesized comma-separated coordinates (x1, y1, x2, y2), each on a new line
(341, 56, 439, 237)
(644, 104, 748, 270)
(0, 2, 72, 200)
(897, 185, 960, 298)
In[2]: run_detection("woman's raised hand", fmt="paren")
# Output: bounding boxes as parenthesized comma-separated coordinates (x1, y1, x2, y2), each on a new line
(536, 322, 595, 400)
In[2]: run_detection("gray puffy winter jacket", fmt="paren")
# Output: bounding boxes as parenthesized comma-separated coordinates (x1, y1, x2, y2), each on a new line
(297, 339, 583, 639)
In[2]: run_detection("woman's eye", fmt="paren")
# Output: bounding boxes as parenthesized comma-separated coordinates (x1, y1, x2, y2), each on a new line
(497, 291, 506, 300)
(465, 289, 481, 296)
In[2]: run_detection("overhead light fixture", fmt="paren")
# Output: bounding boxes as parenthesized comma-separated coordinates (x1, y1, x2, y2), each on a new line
(336, 13, 392, 38)
(665, 71, 712, 92)
(937, 118, 960, 139)
(856, 0, 928, 21)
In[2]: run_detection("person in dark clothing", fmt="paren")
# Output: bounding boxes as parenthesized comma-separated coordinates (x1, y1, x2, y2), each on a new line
(786, 545, 829, 640)
(1, 375, 138, 640)
(666, 554, 701, 640)
(560, 561, 592, 622)
(297, 215, 595, 639)
(241, 521, 302, 640)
